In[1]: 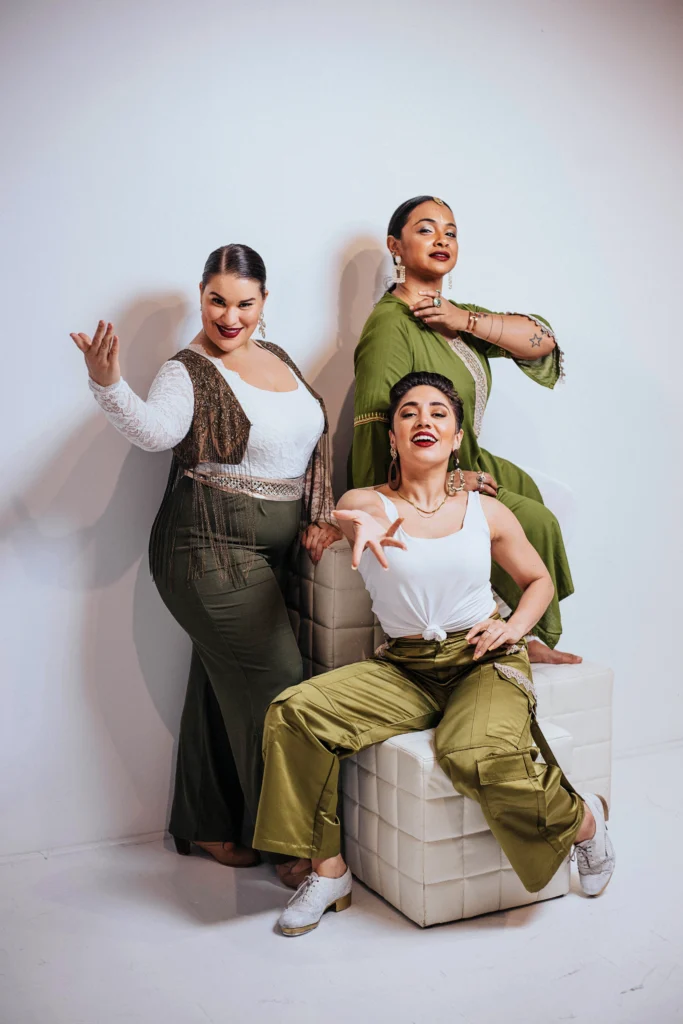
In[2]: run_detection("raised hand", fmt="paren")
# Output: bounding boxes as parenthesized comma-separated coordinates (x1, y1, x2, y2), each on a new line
(409, 290, 467, 338)
(332, 509, 407, 570)
(70, 320, 121, 387)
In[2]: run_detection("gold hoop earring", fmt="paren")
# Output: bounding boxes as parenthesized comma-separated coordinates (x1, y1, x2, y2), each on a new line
(446, 468, 465, 495)
(388, 441, 401, 490)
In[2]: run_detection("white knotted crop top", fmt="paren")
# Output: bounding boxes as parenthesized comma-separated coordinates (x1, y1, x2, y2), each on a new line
(358, 491, 497, 641)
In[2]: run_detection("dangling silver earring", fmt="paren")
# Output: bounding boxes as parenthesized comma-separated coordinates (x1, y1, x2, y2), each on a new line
(258, 312, 266, 339)
(448, 271, 453, 291)
(392, 255, 406, 285)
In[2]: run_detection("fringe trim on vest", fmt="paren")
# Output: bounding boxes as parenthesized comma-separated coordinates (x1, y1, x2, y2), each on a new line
(149, 343, 333, 590)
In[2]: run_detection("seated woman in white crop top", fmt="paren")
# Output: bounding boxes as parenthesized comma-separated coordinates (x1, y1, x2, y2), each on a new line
(253, 371, 615, 937)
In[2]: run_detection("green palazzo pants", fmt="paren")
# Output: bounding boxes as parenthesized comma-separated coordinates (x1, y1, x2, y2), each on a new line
(254, 630, 584, 893)
(154, 477, 303, 847)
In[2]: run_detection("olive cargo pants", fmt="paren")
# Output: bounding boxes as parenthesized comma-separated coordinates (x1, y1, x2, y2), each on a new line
(253, 631, 584, 892)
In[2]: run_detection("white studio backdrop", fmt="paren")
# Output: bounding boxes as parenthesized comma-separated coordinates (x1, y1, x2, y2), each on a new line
(1, 0, 681, 857)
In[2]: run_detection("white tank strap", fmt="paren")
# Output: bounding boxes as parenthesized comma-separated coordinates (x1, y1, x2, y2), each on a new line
(463, 489, 489, 534)
(376, 490, 400, 522)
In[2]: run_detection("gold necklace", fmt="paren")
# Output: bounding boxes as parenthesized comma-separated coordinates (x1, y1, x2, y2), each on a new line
(396, 490, 449, 518)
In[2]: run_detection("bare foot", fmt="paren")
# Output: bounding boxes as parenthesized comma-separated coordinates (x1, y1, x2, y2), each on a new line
(528, 640, 582, 665)
(312, 853, 348, 879)
(276, 858, 312, 889)
(575, 803, 596, 844)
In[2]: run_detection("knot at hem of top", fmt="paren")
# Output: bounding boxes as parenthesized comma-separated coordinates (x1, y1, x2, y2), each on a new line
(422, 625, 447, 642)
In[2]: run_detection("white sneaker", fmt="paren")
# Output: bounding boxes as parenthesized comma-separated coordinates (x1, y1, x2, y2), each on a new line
(278, 869, 352, 936)
(574, 793, 615, 897)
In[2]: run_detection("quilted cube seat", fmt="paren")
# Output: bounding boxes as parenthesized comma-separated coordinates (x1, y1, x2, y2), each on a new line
(288, 541, 613, 926)
(343, 721, 573, 926)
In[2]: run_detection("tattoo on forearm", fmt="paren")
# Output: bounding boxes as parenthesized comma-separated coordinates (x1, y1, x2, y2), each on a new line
(530, 333, 543, 348)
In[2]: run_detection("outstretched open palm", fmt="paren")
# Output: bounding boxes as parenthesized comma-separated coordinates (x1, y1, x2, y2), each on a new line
(332, 509, 407, 569)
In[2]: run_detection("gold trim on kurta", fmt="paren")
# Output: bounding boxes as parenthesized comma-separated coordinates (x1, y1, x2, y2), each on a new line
(354, 412, 390, 427)
(446, 335, 488, 438)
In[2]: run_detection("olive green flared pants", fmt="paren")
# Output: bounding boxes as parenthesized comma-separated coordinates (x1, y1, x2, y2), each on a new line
(254, 632, 584, 892)
(154, 478, 303, 847)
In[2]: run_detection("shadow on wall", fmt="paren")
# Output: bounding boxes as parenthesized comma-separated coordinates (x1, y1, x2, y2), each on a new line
(311, 236, 388, 498)
(0, 295, 191, 835)
(0, 248, 386, 844)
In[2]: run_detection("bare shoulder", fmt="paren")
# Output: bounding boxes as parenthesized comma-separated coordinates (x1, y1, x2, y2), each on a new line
(337, 486, 385, 514)
(480, 495, 523, 537)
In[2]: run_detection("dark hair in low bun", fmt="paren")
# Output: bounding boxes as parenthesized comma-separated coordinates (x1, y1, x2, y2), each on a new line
(387, 196, 454, 239)
(388, 371, 464, 431)
(201, 244, 267, 296)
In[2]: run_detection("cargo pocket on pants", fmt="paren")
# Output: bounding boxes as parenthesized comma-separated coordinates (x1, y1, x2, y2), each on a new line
(477, 749, 545, 829)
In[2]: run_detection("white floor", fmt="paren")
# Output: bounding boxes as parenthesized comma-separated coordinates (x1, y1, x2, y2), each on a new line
(1, 746, 682, 1024)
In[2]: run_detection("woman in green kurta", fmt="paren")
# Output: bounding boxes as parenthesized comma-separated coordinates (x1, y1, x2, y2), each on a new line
(351, 196, 577, 661)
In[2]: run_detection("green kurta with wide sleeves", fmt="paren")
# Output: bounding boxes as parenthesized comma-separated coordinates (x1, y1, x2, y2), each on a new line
(350, 291, 573, 649)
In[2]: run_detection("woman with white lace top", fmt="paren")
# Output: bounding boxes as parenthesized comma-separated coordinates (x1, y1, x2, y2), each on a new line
(71, 244, 340, 881)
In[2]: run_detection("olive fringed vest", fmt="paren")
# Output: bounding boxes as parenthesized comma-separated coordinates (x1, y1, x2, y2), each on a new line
(149, 342, 330, 588)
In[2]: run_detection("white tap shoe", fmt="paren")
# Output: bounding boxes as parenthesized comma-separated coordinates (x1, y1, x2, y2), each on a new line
(574, 793, 615, 897)
(278, 868, 353, 936)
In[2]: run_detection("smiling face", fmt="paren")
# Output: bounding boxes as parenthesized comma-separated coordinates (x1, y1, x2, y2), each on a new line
(388, 200, 458, 281)
(389, 384, 463, 470)
(199, 273, 266, 354)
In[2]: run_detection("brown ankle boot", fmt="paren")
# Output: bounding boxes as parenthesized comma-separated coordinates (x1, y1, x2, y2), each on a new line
(277, 858, 312, 889)
(173, 836, 260, 868)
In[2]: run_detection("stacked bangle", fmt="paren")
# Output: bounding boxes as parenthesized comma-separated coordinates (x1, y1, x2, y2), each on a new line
(466, 311, 482, 334)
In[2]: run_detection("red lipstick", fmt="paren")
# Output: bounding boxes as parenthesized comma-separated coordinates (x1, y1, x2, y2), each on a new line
(216, 325, 241, 339)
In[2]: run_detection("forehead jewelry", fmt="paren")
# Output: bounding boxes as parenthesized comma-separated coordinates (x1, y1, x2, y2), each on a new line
(433, 196, 445, 205)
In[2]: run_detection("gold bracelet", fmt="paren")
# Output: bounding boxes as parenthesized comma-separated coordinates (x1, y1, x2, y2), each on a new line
(466, 311, 482, 334)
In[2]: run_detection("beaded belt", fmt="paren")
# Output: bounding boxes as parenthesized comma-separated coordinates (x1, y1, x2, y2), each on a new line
(186, 468, 305, 502)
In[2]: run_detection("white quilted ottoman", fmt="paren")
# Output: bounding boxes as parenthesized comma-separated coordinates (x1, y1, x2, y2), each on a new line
(288, 541, 614, 926)
(343, 721, 573, 926)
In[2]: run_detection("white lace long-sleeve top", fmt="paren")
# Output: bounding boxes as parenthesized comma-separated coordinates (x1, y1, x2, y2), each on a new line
(89, 344, 325, 482)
